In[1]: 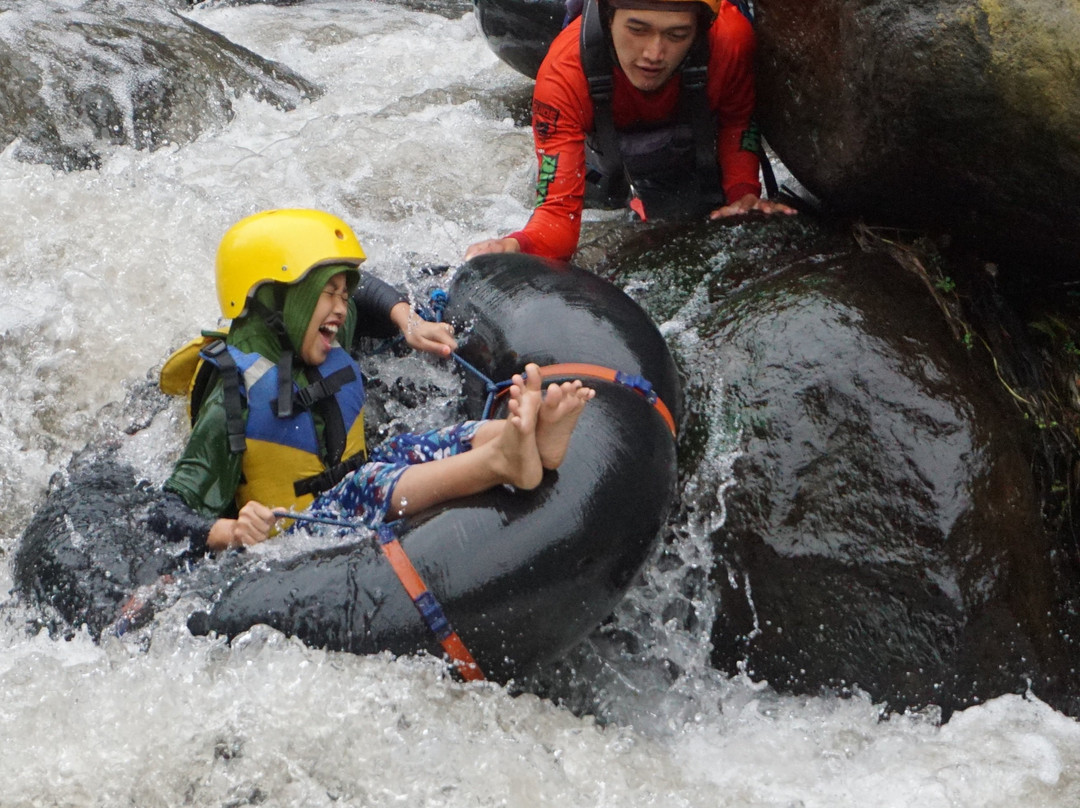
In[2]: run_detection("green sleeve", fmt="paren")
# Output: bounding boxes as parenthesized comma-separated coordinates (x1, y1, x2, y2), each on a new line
(163, 382, 244, 518)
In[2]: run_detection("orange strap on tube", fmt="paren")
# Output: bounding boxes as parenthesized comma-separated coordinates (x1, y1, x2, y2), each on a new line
(377, 526, 485, 682)
(507, 362, 677, 437)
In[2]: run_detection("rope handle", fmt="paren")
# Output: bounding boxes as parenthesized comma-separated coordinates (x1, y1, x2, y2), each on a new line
(380, 288, 679, 434)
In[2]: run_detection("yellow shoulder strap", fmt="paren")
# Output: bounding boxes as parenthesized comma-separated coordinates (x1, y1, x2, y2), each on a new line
(159, 329, 229, 397)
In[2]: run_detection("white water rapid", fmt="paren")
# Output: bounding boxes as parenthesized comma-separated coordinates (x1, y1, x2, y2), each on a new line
(1, 2, 1078, 806)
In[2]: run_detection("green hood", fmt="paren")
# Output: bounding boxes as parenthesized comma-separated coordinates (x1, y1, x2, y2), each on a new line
(227, 263, 359, 375)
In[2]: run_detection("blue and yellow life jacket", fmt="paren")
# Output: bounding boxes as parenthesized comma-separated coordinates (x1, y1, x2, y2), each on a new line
(199, 341, 368, 514)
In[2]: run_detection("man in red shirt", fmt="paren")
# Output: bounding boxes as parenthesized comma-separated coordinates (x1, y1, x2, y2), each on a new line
(466, 0, 795, 263)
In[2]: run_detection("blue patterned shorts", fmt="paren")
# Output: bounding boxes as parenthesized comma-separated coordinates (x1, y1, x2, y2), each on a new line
(300, 421, 482, 532)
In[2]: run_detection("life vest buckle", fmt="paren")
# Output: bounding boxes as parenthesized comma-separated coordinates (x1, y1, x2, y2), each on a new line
(682, 64, 708, 90)
(293, 380, 324, 411)
(286, 366, 357, 413)
(200, 339, 228, 360)
(587, 73, 613, 101)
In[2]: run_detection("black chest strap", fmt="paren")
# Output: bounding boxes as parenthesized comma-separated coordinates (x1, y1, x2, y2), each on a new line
(266, 363, 357, 467)
(680, 37, 720, 203)
(200, 340, 248, 455)
(270, 364, 357, 415)
(293, 451, 368, 499)
(287, 363, 368, 499)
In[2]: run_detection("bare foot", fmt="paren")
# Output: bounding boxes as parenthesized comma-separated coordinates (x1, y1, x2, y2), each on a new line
(491, 365, 545, 489)
(536, 378, 595, 469)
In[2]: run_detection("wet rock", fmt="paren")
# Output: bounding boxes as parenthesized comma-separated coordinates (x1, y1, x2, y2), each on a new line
(607, 215, 1080, 717)
(754, 0, 1080, 282)
(0, 0, 320, 170)
(13, 444, 183, 637)
(384, 0, 475, 19)
(473, 0, 564, 78)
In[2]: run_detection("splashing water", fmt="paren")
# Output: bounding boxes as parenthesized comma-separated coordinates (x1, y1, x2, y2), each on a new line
(1, 2, 1078, 806)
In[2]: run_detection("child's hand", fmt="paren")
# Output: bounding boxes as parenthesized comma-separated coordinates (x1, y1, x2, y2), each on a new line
(405, 319, 457, 357)
(208, 500, 276, 551)
(390, 302, 458, 358)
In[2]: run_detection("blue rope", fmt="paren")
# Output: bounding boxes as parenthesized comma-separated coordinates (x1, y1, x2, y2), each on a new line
(447, 352, 512, 419)
(428, 289, 448, 322)
(273, 509, 368, 530)
(273, 509, 407, 537)
(371, 288, 509, 418)
(362, 287, 535, 419)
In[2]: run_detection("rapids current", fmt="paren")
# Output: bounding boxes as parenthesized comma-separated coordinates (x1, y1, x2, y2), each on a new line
(1, 2, 1078, 806)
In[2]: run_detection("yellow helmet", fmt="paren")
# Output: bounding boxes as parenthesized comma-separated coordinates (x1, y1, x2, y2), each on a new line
(215, 209, 367, 319)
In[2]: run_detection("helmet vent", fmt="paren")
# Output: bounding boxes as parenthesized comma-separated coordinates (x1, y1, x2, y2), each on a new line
(334, 229, 345, 240)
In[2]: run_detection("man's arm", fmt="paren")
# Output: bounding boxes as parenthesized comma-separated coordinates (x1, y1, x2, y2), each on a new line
(707, 4, 797, 218)
(466, 22, 591, 263)
(708, 4, 762, 203)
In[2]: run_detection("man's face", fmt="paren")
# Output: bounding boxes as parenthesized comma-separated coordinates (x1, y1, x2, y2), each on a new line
(609, 8, 699, 93)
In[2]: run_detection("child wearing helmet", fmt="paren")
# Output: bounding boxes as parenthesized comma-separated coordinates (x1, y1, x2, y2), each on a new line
(465, 0, 795, 262)
(158, 209, 594, 553)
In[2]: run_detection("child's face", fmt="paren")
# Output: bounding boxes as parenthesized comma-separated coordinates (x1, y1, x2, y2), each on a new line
(300, 272, 349, 366)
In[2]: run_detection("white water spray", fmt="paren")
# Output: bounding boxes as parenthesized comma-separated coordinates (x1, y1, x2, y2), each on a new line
(1, 3, 1078, 806)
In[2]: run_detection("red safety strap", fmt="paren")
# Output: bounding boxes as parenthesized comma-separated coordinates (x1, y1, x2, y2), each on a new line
(378, 530, 485, 681)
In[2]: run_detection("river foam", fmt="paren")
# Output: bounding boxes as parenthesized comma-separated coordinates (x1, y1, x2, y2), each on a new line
(1, 2, 1078, 806)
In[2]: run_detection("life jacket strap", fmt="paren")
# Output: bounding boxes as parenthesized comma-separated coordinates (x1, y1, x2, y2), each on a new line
(376, 523, 485, 681)
(243, 292, 297, 419)
(274, 350, 294, 418)
(581, 0, 623, 201)
(291, 365, 357, 411)
(679, 42, 721, 206)
(201, 340, 248, 454)
(293, 449, 369, 499)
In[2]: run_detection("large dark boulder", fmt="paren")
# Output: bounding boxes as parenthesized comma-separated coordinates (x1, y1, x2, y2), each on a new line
(754, 0, 1080, 282)
(604, 215, 1080, 717)
(0, 0, 319, 170)
(473, 0, 564, 78)
(469, 0, 1080, 278)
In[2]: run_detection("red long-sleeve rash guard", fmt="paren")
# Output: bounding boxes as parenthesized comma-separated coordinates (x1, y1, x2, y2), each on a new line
(507, 2, 762, 261)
